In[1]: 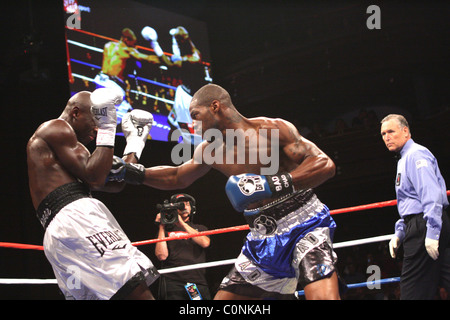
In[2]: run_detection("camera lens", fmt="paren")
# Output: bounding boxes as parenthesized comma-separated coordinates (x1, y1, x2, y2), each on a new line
(162, 210, 178, 225)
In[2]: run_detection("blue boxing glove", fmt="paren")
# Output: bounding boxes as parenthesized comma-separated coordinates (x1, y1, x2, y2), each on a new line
(107, 156, 146, 185)
(225, 172, 294, 212)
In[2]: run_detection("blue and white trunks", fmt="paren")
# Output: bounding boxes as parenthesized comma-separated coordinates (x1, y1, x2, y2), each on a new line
(219, 189, 337, 298)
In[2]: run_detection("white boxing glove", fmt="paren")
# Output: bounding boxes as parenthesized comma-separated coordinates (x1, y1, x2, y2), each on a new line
(171, 30, 182, 62)
(90, 88, 123, 147)
(122, 109, 153, 160)
(141, 26, 164, 57)
(169, 28, 178, 36)
(141, 26, 158, 41)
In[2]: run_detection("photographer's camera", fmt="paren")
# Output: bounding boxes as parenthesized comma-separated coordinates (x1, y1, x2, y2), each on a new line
(157, 200, 184, 226)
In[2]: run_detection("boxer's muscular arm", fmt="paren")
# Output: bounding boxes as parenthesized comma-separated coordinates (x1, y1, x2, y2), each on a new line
(129, 48, 161, 64)
(142, 142, 211, 190)
(143, 160, 211, 190)
(45, 120, 113, 189)
(278, 120, 335, 189)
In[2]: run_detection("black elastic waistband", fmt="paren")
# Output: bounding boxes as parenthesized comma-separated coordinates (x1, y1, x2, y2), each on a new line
(36, 182, 91, 230)
(244, 189, 315, 228)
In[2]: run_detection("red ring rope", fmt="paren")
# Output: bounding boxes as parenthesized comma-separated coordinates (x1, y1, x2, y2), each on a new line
(2, 190, 449, 251)
(65, 26, 211, 66)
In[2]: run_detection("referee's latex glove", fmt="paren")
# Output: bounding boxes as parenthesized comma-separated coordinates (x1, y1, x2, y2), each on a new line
(425, 238, 439, 260)
(389, 236, 400, 258)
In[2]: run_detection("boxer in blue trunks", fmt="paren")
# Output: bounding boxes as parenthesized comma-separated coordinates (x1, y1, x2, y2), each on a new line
(108, 84, 340, 300)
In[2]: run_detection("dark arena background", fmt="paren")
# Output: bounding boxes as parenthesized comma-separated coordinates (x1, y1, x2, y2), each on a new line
(1, 0, 449, 301)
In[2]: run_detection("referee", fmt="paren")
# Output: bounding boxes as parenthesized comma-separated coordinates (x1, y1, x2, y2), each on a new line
(380, 114, 450, 299)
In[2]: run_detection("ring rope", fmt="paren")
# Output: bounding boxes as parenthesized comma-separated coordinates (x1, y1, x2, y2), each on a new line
(68, 56, 179, 91)
(0, 279, 57, 285)
(2, 190, 448, 251)
(69, 57, 178, 92)
(65, 26, 211, 67)
(158, 233, 395, 274)
(4, 191, 448, 288)
(295, 277, 401, 298)
(0, 232, 394, 284)
(0, 276, 402, 297)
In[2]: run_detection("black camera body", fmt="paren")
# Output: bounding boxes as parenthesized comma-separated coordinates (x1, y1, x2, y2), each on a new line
(157, 194, 196, 228)
(157, 200, 185, 226)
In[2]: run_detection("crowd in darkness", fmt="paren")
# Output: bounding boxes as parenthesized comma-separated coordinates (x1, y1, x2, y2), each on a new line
(336, 243, 402, 300)
(296, 108, 381, 140)
(294, 242, 449, 300)
(336, 242, 449, 300)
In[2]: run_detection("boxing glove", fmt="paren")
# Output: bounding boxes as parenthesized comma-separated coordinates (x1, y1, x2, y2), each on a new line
(106, 156, 145, 185)
(225, 172, 294, 212)
(122, 110, 153, 160)
(141, 26, 158, 41)
(170, 28, 182, 61)
(141, 26, 164, 57)
(90, 88, 122, 147)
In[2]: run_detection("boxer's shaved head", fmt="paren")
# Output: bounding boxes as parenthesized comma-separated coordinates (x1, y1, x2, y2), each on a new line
(66, 91, 92, 113)
(191, 84, 234, 109)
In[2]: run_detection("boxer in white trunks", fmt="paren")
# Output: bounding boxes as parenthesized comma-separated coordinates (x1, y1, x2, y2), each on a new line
(27, 88, 156, 300)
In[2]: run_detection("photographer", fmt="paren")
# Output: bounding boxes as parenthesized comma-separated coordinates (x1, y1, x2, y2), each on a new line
(155, 194, 211, 300)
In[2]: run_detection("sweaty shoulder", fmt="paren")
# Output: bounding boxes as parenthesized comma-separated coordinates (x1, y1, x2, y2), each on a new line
(34, 119, 75, 146)
(249, 117, 300, 144)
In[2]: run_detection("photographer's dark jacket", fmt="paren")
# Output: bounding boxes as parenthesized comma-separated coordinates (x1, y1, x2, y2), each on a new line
(160, 222, 209, 286)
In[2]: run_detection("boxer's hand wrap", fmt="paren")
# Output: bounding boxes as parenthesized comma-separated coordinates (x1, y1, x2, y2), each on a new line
(122, 110, 153, 160)
(107, 156, 145, 185)
(225, 172, 294, 212)
(90, 88, 122, 147)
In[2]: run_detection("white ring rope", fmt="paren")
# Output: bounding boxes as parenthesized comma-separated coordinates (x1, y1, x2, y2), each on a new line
(0, 279, 57, 285)
(0, 233, 394, 285)
(333, 234, 393, 249)
(67, 39, 103, 53)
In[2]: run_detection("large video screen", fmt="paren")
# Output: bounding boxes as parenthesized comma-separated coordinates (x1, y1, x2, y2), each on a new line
(63, 0, 213, 144)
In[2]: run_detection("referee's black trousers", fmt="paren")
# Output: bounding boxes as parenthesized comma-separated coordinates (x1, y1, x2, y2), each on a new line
(400, 210, 450, 299)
